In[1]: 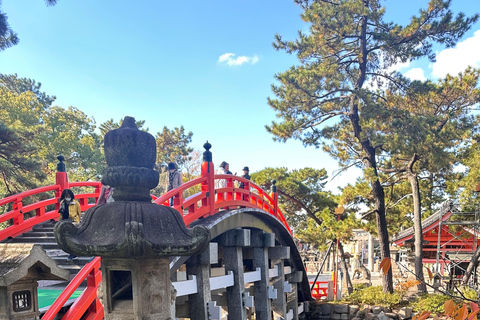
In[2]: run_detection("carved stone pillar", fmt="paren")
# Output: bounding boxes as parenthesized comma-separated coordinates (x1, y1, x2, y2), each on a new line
(55, 117, 210, 320)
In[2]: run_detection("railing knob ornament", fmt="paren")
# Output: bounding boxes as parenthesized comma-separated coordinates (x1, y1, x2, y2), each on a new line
(203, 141, 212, 163)
(57, 154, 66, 172)
(272, 180, 277, 193)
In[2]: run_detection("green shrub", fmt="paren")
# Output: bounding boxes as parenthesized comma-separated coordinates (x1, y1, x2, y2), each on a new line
(353, 283, 370, 291)
(461, 287, 479, 301)
(343, 285, 402, 309)
(411, 294, 453, 315)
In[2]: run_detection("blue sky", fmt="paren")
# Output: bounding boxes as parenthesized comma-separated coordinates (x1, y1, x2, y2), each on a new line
(1, 0, 479, 192)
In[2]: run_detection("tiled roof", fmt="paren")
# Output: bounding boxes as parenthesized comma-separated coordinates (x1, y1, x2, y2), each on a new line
(392, 201, 457, 243)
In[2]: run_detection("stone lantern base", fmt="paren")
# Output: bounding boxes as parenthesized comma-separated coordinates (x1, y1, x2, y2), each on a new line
(102, 258, 173, 320)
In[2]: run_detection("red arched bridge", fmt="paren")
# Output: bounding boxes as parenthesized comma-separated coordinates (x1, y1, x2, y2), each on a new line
(0, 156, 328, 320)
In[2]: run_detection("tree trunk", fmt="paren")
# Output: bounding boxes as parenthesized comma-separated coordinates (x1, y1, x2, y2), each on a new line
(372, 178, 394, 293)
(406, 154, 427, 293)
(339, 241, 353, 294)
(349, 116, 393, 293)
(348, 9, 393, 293)
(462, 244, 480, 285)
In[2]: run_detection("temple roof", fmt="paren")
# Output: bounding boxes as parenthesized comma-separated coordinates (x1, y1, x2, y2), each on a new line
(392, 201, 456, 245)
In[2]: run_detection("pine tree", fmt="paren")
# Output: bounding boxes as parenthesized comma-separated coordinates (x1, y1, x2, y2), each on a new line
(375, 69, 480, 292)
(267, 0, 478, 292)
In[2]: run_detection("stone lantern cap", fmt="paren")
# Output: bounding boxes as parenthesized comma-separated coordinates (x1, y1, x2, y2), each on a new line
(0, 244, 69, 286)
(54, 116, 210, 258)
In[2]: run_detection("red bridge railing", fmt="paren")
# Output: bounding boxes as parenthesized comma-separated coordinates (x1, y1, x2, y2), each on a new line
(0, 180, 101, 242)
(154, 160, 291, 233)
(41, 257, 103, 320)
(0, 150, 292, 319)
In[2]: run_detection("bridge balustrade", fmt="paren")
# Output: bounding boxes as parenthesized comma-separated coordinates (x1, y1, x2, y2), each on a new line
(0, 149, 302, 319)
(41, 257, 103, 320)
(0, 181, 101, 241)
(155, 160, 290, 233)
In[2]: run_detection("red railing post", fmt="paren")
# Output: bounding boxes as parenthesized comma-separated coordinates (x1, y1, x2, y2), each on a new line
(242, 180, 250, 203)
(94, 184, 101, 204)
(12, 197, 23, 225)
(271, 180, 278, 217)
(257, 189, 263, 209)
(173, 190, 184, 213)
(201, 142, 215, 217)
(226, 177, 233, 201)
(55, 155, 69, 212)
(85, 260, 103, 318)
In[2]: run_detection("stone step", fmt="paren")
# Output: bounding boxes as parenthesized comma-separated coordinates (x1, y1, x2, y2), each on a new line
(52, 256, 92, 265)
(32, 220, 56, 228)
(13, 236, 56, 243)
(31, 227, 55, 232)
(19, 231, 54, 238)
(31, 242, 61, 250)
(57, 263, 87, 274)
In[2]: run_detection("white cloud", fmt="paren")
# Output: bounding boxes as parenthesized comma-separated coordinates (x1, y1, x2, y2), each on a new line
(431, 30, 480, 78)
(404, 68, 426, 81)
(387, 60, 411, 73)
(217, 53, 259, 66)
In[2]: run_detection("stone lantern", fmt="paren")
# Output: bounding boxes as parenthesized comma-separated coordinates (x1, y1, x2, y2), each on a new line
(0, 243, 70, 320)
(54, 116, 210, 320)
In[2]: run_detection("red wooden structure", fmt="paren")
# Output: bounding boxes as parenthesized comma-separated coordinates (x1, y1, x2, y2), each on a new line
(309, 281, 331, 300)
(393, 202, 480, 275)
(0, 181, 101, 242)
(0, 155, 298, 319)
(41, 257, 103, 320)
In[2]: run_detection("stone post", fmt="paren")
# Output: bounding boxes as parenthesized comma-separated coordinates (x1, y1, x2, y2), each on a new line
(270, 246, 290, 320)
(219, 228, 251, 320)
(54, 116, 210, 320)
(287, 271, 302, 320)
(186, 244, 217, 320)
(329, 249, 335, 272)
(251, 230, 275, 320)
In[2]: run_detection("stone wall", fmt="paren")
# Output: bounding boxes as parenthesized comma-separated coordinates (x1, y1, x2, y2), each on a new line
(307, 303, 414, 320)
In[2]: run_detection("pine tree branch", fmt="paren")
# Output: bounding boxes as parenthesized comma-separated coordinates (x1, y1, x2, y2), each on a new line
(277, 190, 323, 226)
(299, 111, 348, 130)
(330, 160, 362, 181)
(378, 167, 404, 173)
(365, 72, 408, 92)
(361, 209, 378, 219)
(407, 153, 421, 172)
(396, 261, 479, 303)
(386, 194, 412, 210)
(383, 175, 406, 189)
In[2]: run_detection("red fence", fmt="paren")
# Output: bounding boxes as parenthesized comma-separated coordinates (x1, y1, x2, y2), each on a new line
(0, 157, 292, 319)
(0, 179, 101, 242)
(41, 257, 103, 320)
(309, 281, 332, 300)
(1, 158, 290, 241)
(155, 161, 291, 233)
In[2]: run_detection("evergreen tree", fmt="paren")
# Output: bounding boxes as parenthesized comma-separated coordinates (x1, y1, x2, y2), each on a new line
(0, 121, 46, 194)
(155, 126, 193, 171)
(251, 167, 337, 229)
(0, 74, 103, 194)
(0, 1, 58, 52)
(373, 69, 480, 292)
(267, 0, 478, 292)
